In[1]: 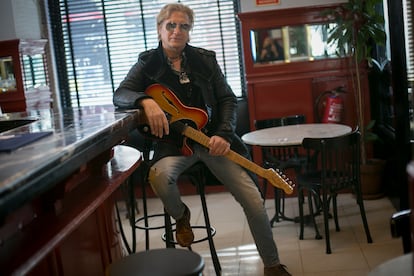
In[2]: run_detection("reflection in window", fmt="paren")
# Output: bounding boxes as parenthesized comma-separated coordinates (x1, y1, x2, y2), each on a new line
(251, 28, 284, 63)
(287, 25, 308, 60)
(308, 23, 339, 59)
(21, 54, 49, 89)
(0, 57, 16, 92)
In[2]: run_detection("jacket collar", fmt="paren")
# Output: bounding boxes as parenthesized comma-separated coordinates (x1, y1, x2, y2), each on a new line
(142, 42, 212, 81)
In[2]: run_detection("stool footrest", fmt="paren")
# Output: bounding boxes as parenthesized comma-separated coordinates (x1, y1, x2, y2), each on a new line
(135, 213, 175, 230)
(162, 225, 216, 244)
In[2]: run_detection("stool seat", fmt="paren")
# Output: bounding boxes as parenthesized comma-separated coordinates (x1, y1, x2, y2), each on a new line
(107, 248, 204, 276)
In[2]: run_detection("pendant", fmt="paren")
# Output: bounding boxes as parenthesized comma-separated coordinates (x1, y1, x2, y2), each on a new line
(179, 71, 190, 84)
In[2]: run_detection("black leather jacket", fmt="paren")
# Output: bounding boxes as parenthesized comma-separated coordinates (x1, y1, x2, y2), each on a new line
(113, 43, 250, 163)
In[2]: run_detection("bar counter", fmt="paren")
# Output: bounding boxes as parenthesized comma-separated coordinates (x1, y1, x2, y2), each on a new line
(0, 105, 142, 275)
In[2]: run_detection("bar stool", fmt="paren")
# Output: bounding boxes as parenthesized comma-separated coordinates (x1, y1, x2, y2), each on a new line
(134, 160, 222, 275)
(106, 248, 204, 276)
(162, 162, 222, 275)
(118, 130, 169, 252)
(124, 129, 221, 275)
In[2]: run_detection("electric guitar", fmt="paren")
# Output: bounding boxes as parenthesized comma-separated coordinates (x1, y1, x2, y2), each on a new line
(142, 83, 294, 194)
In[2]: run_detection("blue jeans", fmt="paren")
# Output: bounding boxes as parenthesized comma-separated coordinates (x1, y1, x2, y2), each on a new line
(148, 144, 280, 267)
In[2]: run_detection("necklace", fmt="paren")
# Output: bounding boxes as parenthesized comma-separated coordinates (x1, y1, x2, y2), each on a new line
(167, 55, 182, 62)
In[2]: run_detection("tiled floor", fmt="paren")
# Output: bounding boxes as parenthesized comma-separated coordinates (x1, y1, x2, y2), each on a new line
(119, 192, 404, 275)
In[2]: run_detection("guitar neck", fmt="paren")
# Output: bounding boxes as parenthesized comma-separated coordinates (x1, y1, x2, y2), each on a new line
(180, 125, 293, 194)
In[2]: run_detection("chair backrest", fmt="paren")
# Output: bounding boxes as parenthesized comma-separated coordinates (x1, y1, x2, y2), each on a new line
(255, 114, 305, 130)
(302, 130, 360, 192)
(236, 98, 250, 136)
(255, 115, 306, 169)
(254, 117, 284, 130)
(281, 114, 306, 126)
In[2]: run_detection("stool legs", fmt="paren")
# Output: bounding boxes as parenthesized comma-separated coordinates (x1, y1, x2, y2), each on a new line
(161, 182, 222, 275)
(198, 181, 221, 275)
(164, 210, 176, 248)
(115, 176, 138, 254)
(141, 178, 150, 250)
(135, 178, 168, 250)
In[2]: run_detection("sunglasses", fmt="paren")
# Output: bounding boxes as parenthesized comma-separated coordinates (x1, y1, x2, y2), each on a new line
(165, 22, 191, 32)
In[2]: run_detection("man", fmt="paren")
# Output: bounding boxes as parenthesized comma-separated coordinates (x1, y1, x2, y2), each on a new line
(113, 3, 291, 276)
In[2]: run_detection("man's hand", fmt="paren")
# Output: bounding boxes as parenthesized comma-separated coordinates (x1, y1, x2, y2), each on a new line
(208, 136, 230, 156)
(140, 98, 169, 138)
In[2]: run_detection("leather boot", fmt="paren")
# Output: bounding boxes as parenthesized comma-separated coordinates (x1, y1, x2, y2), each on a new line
(175, 204, 194, 247)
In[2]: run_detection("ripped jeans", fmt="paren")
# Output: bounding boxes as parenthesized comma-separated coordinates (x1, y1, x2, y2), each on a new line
(148, 144, 280, 267)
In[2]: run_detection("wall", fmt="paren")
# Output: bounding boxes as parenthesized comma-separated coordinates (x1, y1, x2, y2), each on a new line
(239, 0, 345, 12)
(0, 0, 16, 40)
(0, 0, 41, 40)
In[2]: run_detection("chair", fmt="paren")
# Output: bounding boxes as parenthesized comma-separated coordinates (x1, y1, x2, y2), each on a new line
(390, 209, 412, 253)
(296, 130, 373, 254)
(254, 114, 306, 224)
(235, 98, 251, 138)
(106, 248, 204, 276)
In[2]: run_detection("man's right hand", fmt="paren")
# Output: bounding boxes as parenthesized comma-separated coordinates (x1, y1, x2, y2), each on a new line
(140, 98, 169, 138)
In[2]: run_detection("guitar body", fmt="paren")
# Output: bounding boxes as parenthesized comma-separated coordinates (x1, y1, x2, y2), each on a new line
(146, 84, 208, 129)
(145, 83, 208, 156)
(144, 84, 294, 194)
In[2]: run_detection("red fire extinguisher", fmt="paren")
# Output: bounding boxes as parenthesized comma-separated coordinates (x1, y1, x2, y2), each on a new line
(315, 86, 345, 124)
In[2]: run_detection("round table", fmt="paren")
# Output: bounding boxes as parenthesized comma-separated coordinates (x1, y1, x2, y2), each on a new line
(241, 123, 352, 146)
(241, 123, 352, 224)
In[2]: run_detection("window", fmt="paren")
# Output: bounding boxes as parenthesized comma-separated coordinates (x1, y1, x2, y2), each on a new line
(48, 0, 244, 108)
(403, 0, 413, 84)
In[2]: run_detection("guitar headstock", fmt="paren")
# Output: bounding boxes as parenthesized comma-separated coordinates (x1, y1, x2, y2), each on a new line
(263, 168, 294, 194)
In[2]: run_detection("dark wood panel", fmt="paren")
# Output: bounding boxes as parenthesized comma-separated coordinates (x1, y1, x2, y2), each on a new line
(248, 79, 314, 125)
